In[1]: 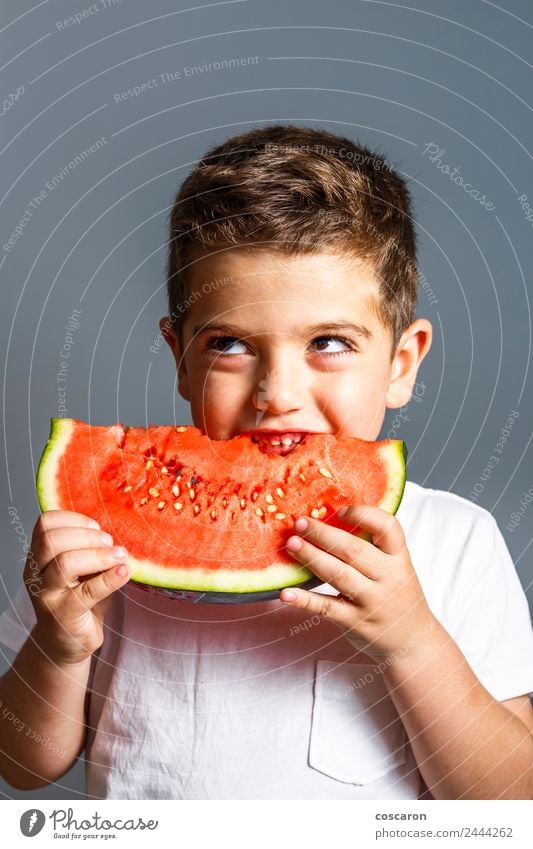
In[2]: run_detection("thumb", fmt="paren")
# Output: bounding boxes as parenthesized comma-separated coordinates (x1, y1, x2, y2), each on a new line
(76, 561, 130, 610)
(279, 586, 357, 628)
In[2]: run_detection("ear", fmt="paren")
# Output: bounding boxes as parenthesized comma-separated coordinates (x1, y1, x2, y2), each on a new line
(385, 318, 432, 409)
(159, 316, 191, 402)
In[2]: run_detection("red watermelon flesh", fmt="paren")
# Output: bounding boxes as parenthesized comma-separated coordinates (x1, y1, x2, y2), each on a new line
(36, 418, 406, 596)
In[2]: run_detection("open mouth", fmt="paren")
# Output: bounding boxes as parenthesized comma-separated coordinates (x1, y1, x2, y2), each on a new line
(250, 431, 309, 456)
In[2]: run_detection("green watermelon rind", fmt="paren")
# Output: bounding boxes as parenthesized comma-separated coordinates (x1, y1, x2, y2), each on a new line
(128, 559, 317, 594)
(35, 419, 407, 594)
(36, 418, 76, 512)
(376, 439, 408, 515)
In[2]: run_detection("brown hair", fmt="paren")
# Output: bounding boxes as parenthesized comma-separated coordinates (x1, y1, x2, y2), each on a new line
(165, 123, 418, 352)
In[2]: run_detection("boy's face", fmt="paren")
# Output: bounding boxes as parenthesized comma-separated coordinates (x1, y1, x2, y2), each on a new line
(160, 249, 431, 446)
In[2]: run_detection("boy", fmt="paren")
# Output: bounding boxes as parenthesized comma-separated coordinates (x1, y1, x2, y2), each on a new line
(1, 124, 532, 800)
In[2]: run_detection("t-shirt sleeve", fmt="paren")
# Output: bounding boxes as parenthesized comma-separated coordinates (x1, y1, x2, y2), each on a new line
(447, 512, 533, 702)
(0, 581, 37, 654)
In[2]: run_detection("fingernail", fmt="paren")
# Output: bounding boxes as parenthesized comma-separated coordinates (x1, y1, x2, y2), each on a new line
(338, 506, 348, 517)
(116, 563, 129, 577)
(294, 517, 308, 532)
(281, 590, 296, 602)
(101, 533, 114, 546)
(112, 546, 127, 559)
(286, 535, 302, 552)
(89, 519, 101, 530)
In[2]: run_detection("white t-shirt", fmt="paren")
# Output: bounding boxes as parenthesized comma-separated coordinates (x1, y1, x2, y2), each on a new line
(1, 481, 532, 800)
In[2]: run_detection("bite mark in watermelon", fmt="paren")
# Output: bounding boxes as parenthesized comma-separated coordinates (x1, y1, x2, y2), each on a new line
(36, 418, 407, 599)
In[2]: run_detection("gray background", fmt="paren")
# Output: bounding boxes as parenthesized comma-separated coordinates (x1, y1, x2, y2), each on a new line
(1, 0, 532, 799)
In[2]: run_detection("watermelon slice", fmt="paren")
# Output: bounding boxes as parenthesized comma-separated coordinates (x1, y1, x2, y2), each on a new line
(36, 418, 407, 604)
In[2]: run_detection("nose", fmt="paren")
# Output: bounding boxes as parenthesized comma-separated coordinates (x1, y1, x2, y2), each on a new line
(252, 360, 307, 418)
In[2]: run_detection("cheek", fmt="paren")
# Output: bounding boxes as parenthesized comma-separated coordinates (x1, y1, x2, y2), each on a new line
(203, 368, 250, 399)
(321, 368, 389, 432)
(323, 368, 372, 402)
(189, 368, 249, 425)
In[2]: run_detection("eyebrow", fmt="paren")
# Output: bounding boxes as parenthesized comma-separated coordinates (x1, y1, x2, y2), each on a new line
(192, 320, 373, 340)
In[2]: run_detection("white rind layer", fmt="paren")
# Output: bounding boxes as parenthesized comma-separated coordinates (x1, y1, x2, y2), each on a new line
(37, 418, 76, 512)
(128, 557, 314, 593)
(377, 441, 407, 513)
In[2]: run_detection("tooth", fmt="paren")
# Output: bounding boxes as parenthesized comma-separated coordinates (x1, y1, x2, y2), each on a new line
(270, 439, 281, 446)
(281, 437, 293, 446)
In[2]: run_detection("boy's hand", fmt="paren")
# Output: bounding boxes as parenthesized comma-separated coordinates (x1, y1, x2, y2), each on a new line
(23, 510, 130, 665)
(280, 504, 438, 662)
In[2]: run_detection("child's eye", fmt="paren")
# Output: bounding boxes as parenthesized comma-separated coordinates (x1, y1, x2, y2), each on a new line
(310, 335, 356, 356)
(204, 334, 357, 357)
(204, 336, 248, 355)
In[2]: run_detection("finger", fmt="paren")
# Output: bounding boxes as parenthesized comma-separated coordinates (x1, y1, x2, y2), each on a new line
(279, 585, 363, 635)
(289, 515, 384, 581)
(74, 559, 130, 611)
(285, 529, 371, 600)
(32, 510, 101, 545)
(41, 546, 128, 592)
(29, 527, 116, 575)
(337, 504, 406, 556)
